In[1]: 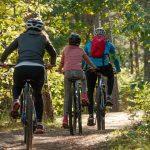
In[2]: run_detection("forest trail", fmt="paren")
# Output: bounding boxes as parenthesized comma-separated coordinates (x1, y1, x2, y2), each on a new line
(0, 112, 140, 150)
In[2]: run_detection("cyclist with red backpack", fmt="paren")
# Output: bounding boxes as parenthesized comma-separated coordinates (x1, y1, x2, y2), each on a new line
(83, 28, 121, 126)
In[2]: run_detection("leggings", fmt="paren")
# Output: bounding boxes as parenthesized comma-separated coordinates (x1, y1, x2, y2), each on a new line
(63, 70, 87, 115)
(13, 65, 45, 122)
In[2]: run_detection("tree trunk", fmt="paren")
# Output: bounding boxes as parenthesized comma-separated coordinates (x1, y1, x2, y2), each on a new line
(143, 1, 150, 82)
(112, 77, 120, 111)
(144, 47, 150, 82)
(101, 15, 119, 111)
(42, 71, 54, 121)
(130, 39, 134, 74)
(108, 16, 119, 112)
(134, 39, 139, 75)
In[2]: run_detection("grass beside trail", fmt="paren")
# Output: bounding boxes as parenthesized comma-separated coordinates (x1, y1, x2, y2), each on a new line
(0, 114, 61, 132)
(107, 122, 150, 150)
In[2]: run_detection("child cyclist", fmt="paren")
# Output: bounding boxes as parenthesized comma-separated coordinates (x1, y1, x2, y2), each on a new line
(0, 18, 57, 133)
(58, 33, 96, 128)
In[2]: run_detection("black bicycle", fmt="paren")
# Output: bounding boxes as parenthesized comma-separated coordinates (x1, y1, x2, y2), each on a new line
(68, 78, 82, 135)
(94, 69, 107, 130)
(1, 65, 37, 150)
(20, 79, 36, 150)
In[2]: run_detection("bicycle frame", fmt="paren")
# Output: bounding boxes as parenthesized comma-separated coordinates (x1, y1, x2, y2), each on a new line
(97, 74, 106, 109)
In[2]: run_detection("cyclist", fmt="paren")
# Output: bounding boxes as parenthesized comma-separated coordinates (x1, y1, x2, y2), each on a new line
(58, 33, 96, 128)
(83, 28, 121, 126)
(0, 18, 57, 133)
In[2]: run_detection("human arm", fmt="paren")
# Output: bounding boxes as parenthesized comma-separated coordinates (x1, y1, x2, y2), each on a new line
(83, 53, 96, 70)
(82, 41, 91, 69)
(109, 43, 121, 73)
(45, 39, 57, 66)
(0, 38, 18, 63)
(58, 51, 64, 74)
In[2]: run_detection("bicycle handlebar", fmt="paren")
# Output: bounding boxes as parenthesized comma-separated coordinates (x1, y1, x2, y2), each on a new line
(0, 64, 56, 68)
(0, 64, 15, 67)
(84, 67, 118, 74)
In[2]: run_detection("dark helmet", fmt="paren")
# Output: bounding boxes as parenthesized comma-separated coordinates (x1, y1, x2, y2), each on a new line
(69, 33, 81, 46)
(94, 28, 106, 36)
(26, 18, 44, 31)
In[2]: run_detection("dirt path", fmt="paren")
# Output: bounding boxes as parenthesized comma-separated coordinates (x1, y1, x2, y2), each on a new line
(0, 112, 134, 150)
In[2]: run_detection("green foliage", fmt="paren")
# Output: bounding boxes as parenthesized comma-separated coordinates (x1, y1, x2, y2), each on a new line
(108, 123, 150, 149)
(0, 68, 13, 119)
(119, 68, 150, 123)
(0, 0, 149, 124)
(47, 58, 64, 116)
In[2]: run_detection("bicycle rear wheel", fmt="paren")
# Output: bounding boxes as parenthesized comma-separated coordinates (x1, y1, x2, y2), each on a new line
(25, 89, 33, 150)
(101, 88, 106, 130)
(68, 85, 73, 135)
(96, 87, 105, 130)
(96, 87, 101, 130)
(77, 87, 82, 135)
(68, 84, 77, 135)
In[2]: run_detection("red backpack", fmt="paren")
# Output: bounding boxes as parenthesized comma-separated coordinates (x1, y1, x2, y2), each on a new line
(90, 35, 106, 58)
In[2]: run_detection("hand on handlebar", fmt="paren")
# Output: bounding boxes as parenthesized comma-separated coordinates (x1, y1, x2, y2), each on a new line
(0, 62, 7, 68)
(113, 67, 121, 74)
(45, 64, 56, 69)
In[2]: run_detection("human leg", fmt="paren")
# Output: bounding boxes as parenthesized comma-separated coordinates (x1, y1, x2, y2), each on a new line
(30, 67, 45, 122)
(80, 71, 89, 106)
(62, 71, 73, 128)
(11, 67, 26, 118)
(101, 64, 114, 106)
(28, 66, 45, 133)
(85, 71, 97, 126)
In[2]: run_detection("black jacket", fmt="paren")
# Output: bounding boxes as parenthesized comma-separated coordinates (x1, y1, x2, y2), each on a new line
(1, 30, 57, 65)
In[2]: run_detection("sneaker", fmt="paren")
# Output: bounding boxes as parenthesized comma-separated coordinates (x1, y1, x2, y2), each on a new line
(106, 95, 113, 106)
(10, 100, 20, 119)
(62, 115, 69, 128)
(34, 122, 45, 134)
(81, 92, 89, 106)
(87, 115, 95, 126)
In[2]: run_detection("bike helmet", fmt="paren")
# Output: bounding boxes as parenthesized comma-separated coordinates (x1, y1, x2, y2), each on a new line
(94, 28, 106, 36)
(69, 33, 81, 46)
(26, 18, 44, 31)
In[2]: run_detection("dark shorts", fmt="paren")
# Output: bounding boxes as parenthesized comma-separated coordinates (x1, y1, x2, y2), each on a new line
(96, 63, 114, 78)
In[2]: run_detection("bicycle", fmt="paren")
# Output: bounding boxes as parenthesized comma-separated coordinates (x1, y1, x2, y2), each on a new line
(0, 64, 53, 150)
(85, 68, 107, 130)
(68, 78, 82, 135)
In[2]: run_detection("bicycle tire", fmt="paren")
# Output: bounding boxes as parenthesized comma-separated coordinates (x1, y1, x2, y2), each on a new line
(96, 86, 106, 130)
(73, 85, 77, 135)
(101, 89, 106, 130)
(77, 87, 82, 135)
(96, 87, 101, 130)
(25, 87, 33, 150)
(68, 85, 74, 135)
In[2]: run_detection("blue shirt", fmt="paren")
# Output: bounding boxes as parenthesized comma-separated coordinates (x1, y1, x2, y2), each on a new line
(83, 40, 121, 71)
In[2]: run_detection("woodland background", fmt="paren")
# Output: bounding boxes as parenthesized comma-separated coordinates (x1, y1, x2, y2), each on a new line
(0, 0, 149, 127)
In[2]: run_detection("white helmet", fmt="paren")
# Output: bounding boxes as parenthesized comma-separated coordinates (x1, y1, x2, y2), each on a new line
(26, 18, 44, 31)
(94, 28, 106, 36)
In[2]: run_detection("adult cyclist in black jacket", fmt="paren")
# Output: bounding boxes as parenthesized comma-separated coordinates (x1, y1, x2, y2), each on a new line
(0, 18, 57, 134)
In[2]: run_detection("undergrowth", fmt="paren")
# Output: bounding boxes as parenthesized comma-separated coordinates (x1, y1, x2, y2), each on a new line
(108, 122, 150, 149)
